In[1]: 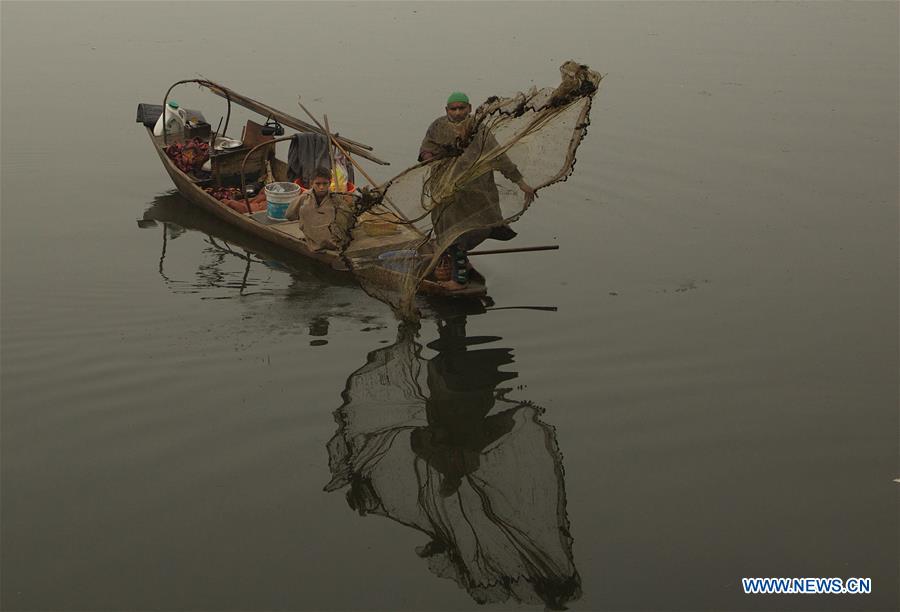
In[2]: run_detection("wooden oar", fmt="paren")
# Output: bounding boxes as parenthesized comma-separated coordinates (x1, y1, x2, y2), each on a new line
(202, 80, 386, 162)
(466, 245, 559, 256)
(485, 305, 558, 312)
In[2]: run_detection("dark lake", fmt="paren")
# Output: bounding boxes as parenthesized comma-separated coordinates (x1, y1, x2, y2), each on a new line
(1, 2, 897, 611)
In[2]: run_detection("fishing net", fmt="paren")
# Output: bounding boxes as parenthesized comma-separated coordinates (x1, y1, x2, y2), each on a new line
(324, 321, 581, 608)
(339, 61, 603, 317)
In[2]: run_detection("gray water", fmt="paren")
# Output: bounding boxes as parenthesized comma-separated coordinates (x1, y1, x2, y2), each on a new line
(1, 2, 897, 611)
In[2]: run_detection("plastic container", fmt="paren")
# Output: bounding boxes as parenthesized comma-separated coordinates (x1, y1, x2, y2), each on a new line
(330, 165, 349, 192)
(265, 182, 302, 220)
(153, 101, 187, 136)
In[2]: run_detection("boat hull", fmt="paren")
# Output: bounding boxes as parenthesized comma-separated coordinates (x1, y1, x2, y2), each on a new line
(146, 128, 487, 298)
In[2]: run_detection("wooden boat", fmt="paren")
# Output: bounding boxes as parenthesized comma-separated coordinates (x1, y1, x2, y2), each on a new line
(138, 79, 487, 298)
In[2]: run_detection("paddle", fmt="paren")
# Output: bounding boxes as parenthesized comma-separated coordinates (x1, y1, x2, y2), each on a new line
(466, 245, 559, 256)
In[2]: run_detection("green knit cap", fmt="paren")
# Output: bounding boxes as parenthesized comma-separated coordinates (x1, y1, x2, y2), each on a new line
(446, 91, 469, 105)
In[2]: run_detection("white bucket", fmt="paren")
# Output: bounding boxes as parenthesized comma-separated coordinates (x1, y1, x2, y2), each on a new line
(265, 182, 301, 220)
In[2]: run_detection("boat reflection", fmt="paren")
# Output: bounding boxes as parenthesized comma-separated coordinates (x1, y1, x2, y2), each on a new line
(139, 192, 389, 341)
(325, 314, 581, 609)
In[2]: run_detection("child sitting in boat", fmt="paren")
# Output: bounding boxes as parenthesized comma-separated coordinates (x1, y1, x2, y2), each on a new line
(286, 167, 354, 253)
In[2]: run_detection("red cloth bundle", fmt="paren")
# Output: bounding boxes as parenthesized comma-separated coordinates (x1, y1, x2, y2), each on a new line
(165, 138, 210, 174)
(223, 198, 267, 213)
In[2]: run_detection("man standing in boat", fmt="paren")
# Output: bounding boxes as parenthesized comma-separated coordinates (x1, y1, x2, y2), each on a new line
(419, 92, 536, 288)
(286, 167, 354, 253)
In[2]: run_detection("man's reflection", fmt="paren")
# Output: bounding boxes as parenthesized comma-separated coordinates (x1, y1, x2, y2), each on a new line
(412, 317, 517, 498)
(325, 317, 581, 609)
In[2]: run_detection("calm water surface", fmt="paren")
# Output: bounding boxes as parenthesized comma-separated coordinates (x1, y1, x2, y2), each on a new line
(2, 2, 897, 611)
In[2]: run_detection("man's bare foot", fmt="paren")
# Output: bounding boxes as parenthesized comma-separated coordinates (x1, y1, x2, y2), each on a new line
(437, 279, 468, 291)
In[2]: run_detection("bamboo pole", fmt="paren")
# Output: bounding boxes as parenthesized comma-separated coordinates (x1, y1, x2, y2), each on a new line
(202, 81, 386, 162)
(466, 245, 559, 256)
(296, 99, 419, 230)
(323, 114, 337, 187)
(485, 306, 558, 312)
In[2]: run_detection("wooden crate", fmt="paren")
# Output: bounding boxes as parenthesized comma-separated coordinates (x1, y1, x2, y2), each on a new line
(211, 144, 274, 186)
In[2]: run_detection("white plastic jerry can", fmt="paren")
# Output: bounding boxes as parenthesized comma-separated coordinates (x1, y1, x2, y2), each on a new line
(153, 101, 187, 136)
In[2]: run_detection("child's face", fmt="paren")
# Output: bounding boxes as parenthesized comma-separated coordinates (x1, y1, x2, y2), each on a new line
(311, 177, 330, 196)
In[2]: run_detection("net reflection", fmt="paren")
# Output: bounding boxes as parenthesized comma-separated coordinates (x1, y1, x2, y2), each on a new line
(325, 316, 581, 609)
